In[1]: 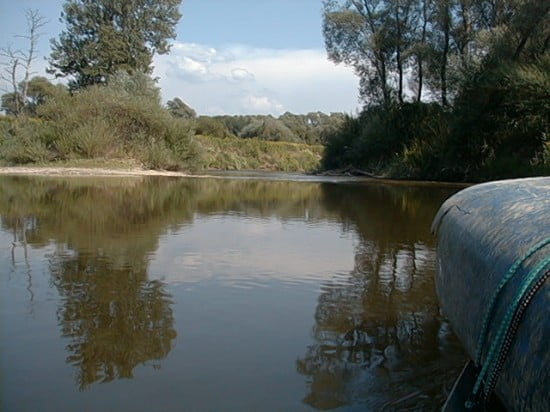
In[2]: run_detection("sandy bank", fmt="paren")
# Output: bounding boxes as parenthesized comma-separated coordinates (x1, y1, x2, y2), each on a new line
(0, 166, 200, 178)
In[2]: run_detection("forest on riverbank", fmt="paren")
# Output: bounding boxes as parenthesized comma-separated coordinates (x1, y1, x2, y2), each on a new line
(1, 1, 548, 181)
(321, 0, 549, 181)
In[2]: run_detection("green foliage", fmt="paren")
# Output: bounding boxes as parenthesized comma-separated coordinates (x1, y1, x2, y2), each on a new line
(138, 139, 180, 170)
(0, 119, 52, 164)
(196, 135, 323, 172)
(212, 115, 253, 136)
(210, 112, 345, 145)
(323, 0, 549, 107)
(1, 93, 24, 116)
(1, 72, 198, 170)
(323, 103, 448, 176)
(239, 117, 298, 142)
(278, 112, 346, 144)
(107, 71, 161, 103)
(48, 0, 182, 89)
(322, 1, 549, 182)
(194, 117, 233, 138)
(1, 77, 68, 116)
(166, 97, 196, 119)
(448, 56, 550, 180)
(72, 118, 115, 158)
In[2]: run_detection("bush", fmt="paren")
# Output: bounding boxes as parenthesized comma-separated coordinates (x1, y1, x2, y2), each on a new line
(239, 117, 299, 142)
(24, 72, 200, 169)
(73, 118, 117, 158)
(0, 119, 52, 164)
(448, 56, 550, 180)
(195, 134, 323, 172)
(322, 102, 449, 177)
(194, 117, 233, 138)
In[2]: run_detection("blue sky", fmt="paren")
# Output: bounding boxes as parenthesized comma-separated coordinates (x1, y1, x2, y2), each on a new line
(0, 0, 360, 115)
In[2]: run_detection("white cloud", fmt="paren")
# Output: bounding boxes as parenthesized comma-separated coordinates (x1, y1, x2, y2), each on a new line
(154, 42, 360, 116)
(230, 68, 254, 83)
(177, 57, 211, 81)
(241, 95, 285, 114)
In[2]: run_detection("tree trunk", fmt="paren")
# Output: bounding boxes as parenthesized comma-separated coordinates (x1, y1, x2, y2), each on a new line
(417, 0, 429, 102)
(10, 58, 20, 116)
(395, 2, 404, 104)
(440, 2, 450, 106)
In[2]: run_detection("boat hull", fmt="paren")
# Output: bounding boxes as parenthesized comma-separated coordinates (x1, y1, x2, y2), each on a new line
(432, 177, 550, 411)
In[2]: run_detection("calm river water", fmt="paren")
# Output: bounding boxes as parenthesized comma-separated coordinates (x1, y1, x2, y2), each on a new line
(0, 174, 466, 411)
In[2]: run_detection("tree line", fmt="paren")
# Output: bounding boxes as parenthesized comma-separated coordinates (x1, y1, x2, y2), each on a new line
(324, 0, 549, 106)
(166, 99, 346, 145)
(322, 0, 549, 181)
(1, 73, 344, 147)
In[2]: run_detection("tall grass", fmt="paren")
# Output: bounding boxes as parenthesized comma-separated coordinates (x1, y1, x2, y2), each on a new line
(195, 134, 323, 172)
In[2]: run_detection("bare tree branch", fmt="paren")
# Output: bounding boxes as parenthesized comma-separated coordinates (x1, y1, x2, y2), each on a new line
(0, 46, 22, 114)
(16, 9, 48, 108)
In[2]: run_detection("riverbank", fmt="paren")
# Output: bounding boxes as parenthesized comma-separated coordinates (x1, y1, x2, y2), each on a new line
(0, 166, 191, 177)
(0, 164, 472, 189)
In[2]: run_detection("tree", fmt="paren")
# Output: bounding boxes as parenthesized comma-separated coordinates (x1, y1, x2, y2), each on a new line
(388, 0, 416, 104)
(1, 9, 47, 116)
(23, 76, 68, 115)
(18, 10, 48, 111)
(323, 1, 421, 106)
(407, 0, 433, 102)
(432, 0, 452, 106)
(1, 47, 22, 115)
(1, 76, 67, 116)
(323, 0, 394, 106)
(48, 0, 182, 89)
(1, 92, 24, 116)
(167, 97, 196, 119)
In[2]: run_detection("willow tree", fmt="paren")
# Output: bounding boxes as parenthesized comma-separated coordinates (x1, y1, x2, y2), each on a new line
(323, 0, 420, 106)
(48, 0, 182, 89)
(323, 0, 393, 106)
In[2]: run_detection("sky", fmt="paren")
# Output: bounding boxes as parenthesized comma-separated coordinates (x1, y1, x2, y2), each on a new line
(0, 0, 361, 115)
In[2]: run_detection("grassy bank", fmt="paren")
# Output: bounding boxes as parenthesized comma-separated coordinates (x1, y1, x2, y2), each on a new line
(0, 131, 324, 173)
(195, 135, 323, 172)
(0, 72, 324, 174)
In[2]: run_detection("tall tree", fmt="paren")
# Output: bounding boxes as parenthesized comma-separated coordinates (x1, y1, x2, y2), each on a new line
(436, 0, 451, 106)
(323, 1, 425, 106)
(388, 0, 415, 103)
(411, 0, 432, 101)
(18, 10, 48, 111)
(48, 0, 182, 89)
(323, 0, 394, 106)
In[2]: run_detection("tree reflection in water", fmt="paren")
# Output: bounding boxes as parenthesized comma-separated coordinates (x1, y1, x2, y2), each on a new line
(1, 175, 467, 402)
(0, 176, 183, 390)
(49, 252, 176, 390)
(297, 183, 466, 410)
(0, 175, 328, 390)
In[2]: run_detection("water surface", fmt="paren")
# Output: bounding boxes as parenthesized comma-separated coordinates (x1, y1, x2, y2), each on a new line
(0, 174, 465, 411)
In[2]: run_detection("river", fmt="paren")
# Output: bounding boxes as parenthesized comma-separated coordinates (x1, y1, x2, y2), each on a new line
(0, 173, 466, 411)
